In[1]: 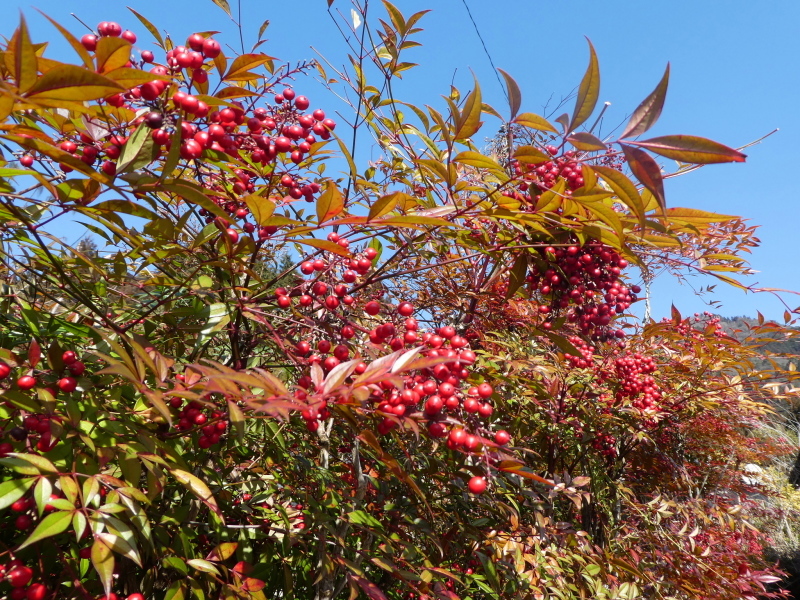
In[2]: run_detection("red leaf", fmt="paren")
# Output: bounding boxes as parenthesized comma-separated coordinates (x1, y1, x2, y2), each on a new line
(28, 340, 41, 369)
(620, 143, 665, 212)
(352, 575, 389, 600)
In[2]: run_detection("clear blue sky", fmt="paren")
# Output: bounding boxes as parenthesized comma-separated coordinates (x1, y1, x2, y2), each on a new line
(6, 0, 800, 321)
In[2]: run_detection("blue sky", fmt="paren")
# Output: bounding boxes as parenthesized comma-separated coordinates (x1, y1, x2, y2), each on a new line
(6, 0, 800, 320)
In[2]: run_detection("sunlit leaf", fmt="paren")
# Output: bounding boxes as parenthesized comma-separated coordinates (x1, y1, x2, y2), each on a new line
(497, 68, 521, 120)
(570, 38, 600, 132)
(627, 134, 747, 164)
(620, 143, 665, 212)
(18, 510, 72, 550)
(622, 63, 670, 138)
(25, 65, 124, 101)
(316, 181, 345, 223)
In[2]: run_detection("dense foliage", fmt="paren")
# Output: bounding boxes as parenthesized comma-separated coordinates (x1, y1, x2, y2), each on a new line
(1, 3, 799, 600)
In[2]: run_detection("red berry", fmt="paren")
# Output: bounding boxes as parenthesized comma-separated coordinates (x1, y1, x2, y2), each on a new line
(68, 361, 86, 376)
(81, 34, 97, 51)
(294, 96, 310, 110)
(58, 377, 78, 393)
(141, 50, 154, 63)
(14, 514, 33, 530)
(17, 375, 36, 390)
(397, 302, 414, 316)
(494, 430, 511, 445)
(7, 565, 33, 587)
(364, 301, 381, 316)
(202, 38, 221, 58)
(121, 30, 137, 44)
(468, 476, 487, 494)
(26, 583, 48, 600)
(0, 361, 11, 379)
(477, 383, 493, 398)
(127, 594, 146, 600)
(20, 154, 34, 167)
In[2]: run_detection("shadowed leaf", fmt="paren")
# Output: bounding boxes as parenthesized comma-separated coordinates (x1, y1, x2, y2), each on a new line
(570, 39, 600, 132)
(620, 143, 665, 212)
(622, 63, 670, 138)
(497, 68, 521, 120)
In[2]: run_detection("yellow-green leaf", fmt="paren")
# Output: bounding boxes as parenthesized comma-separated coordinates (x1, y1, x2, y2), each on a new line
(18, 510, 72, 549)
(513, 112, 557, 133)
(170, 469, 224, 521)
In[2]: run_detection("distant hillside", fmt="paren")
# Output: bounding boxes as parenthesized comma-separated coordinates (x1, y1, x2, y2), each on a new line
(718, 315, 800, 374)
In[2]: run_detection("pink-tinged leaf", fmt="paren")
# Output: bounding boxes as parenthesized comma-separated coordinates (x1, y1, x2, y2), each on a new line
(620, 143, 665, 212)
(621, 63, 670, 139)
(316, 181, 345, 223)
(352, 574, 389, 600)
(28, 339, 41, 369)
(241, 577, 266, 592)
(570, 39, 600, 132)
(497, 68, 521, 120)
(206, 542, 238, 561)
(567, 132, 607, 151)
(513, 112, 557, 133)
(627, 135, 746, 164)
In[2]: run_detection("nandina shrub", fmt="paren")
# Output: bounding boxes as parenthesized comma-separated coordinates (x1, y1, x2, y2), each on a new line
(0, 2, 797, 600)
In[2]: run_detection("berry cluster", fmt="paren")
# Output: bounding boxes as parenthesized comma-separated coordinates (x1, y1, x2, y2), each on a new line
(170, 394, 229, 449)
(0, 350, 90, 457)
(527, 242, 640, 339)
(612, 353, 661, 412)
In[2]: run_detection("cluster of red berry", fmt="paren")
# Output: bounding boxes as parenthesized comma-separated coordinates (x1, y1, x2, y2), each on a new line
(527, 243, 640, 340)
(0, 350, 89, 457)
(169, 394, 229, 449)
(612, 353, 661, 412)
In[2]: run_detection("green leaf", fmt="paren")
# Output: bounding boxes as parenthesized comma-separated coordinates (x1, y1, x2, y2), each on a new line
(227, 400, 245, 443)
(17, 510, 72, 549)
(33, 476, 53, 516)
(170, 469, 224, 521)
(116, 124, 155, 174)
(513, 112, 557, 133)
(620, 143, 665, 213)
(243, 194, 276, 226)
(195, 303, 230, 350)
(92, 199, 158, 221)
(25, 65, 124, 101)
(454, 80, 482, 142)
(0, 477, 35, 510)
(497, 68, 521, 120)
(570, 38, 600, 132)
(627, 135, 747, 164)
(95, 531, 142, 567)
(187, 558, 221, 575)
(506, 254, 527, 299)
(0, 453, 58, 475)
(622, 63, 670, 139)
(127, 7, 165, 47)
(316, 181, 345, 223)
(92, 536, 115, 597)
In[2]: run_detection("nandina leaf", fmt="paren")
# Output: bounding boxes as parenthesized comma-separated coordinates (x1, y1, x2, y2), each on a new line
(297, 238, 352, 258)
(127, 7, 165, 47)
(170, 469, 224, 522)
(497, 68, 521, 120)
(33, 476, 53, 516)
(513, 145, 550, 165)
(570, 39, 600, 132)
(243, 195, 276, 226)
(351, 575, 389, 600)
(95, 37, 133, 74)
(210, 0, 232, 17)
(25, 65, 124, 101)
(187, 559, 220, 575)
(506, 254, 527, 299)
(37, 11, 94, 69)
(620, 143, 665, 212)
(13, 16, 38, 93)
(627, 135, 747, 164)
(1, 453, 58, 475)
(513, 112, 557, 133)
(453, 151, 509, 181)
(662, 207, 735, 224)
(368, 191, 413, 220)
(224, 53, 272, 81)
(0, 478, 35, 510)
(622, 63, 670, 138)
(92, 536, 115, 597)
(567, 132, 607, 151)
(17, 510, 72, 550)
(116, 124, 156, 174)
(454, 80, 482, 142)
(497, 461, 555, 486)
(206, 542, 238, 561)
(28, 338, 41, 368)
(591, 165, 646, 227)
(103, 67, 164, 89)
(316, 181, 345, 223)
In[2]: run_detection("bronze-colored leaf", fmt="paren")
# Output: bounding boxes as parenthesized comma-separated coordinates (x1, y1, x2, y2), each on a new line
(454, 81, 482, 142)
(513, 112, 557, 133)
(627, 134, 746, 164)
(128, 7, 165, 47)
(95, 37, 132, 74)
(621, 63, 669, 139)
(14, 16, 38, 93)
(25, 65, 124, 101)
(497, 68, 521, 120)
(567, 132, 607, 151)
(316, 181, 345, 223)
(570, 38, 600, 132)
(620, 143, 665, 212)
